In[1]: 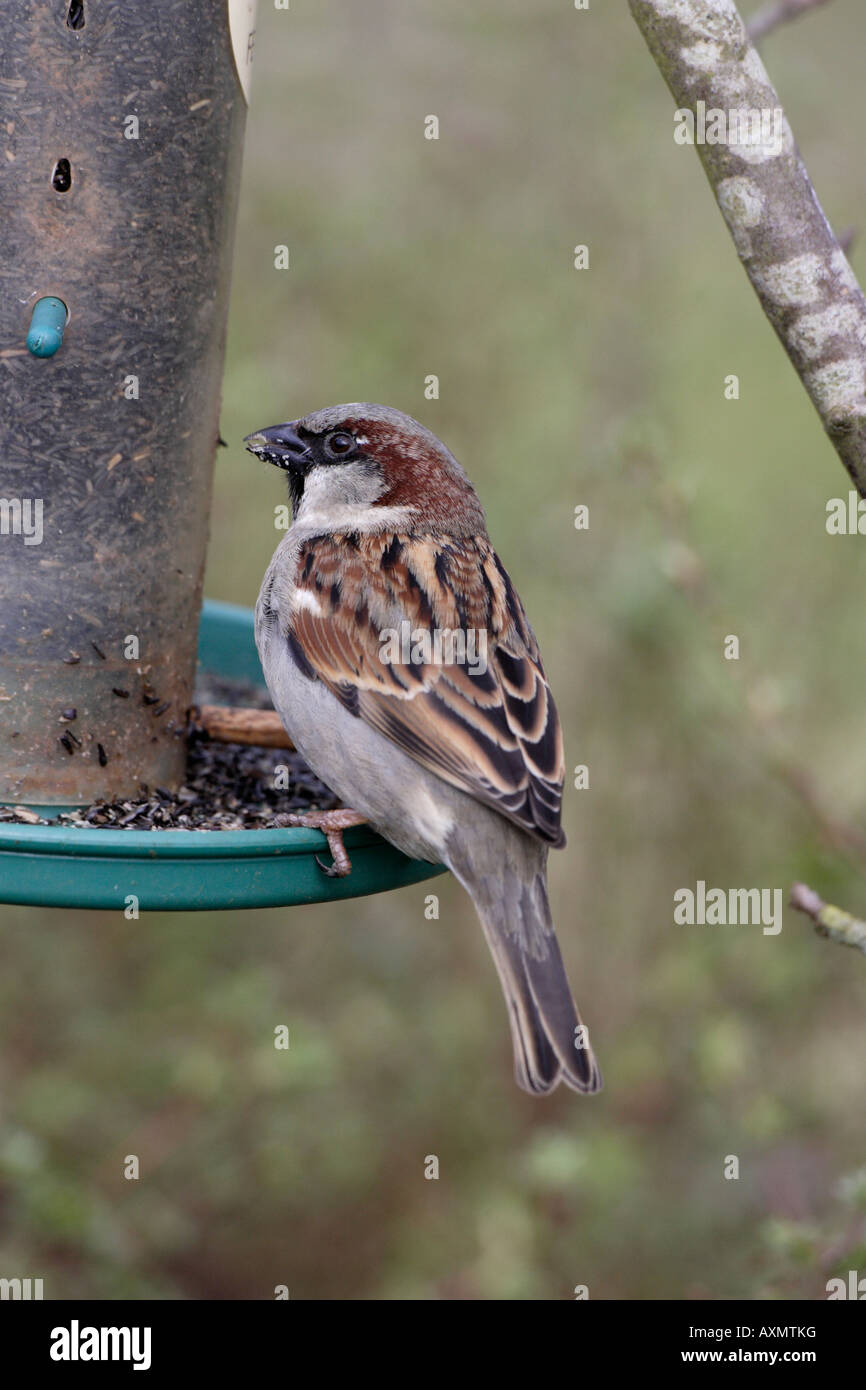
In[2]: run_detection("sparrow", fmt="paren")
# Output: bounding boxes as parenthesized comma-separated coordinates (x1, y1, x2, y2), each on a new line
(245, 404, 601, 1096)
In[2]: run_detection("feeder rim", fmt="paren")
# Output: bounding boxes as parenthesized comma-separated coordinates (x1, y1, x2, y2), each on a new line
(0, 822, 410, 862)
(0, 600, 448, 907)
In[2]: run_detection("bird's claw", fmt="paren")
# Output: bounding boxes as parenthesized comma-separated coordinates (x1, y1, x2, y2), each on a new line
(315, 852, 344, 878)
(269, 806, 367, 878)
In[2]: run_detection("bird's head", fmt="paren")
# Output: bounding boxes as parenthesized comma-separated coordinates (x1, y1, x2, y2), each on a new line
(244, 403, 486, 536)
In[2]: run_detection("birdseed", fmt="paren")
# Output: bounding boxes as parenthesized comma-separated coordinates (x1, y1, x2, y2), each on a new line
(0, 675, 336, 831)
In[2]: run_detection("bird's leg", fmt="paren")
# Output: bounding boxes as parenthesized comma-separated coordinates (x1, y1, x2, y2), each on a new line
(268, 807, 367, 877)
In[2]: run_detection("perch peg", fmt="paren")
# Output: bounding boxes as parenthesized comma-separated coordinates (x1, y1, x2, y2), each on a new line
(26, 296, 68, 358)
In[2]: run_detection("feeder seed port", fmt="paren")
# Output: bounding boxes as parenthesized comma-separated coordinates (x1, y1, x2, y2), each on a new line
(51, 157, 72, 193)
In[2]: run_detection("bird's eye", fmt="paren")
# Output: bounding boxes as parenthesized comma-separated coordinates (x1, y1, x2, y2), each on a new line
(327, 431, 355, 456)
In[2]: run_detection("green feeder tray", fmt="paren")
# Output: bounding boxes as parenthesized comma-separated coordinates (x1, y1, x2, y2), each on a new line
(0, 600, 447, 912)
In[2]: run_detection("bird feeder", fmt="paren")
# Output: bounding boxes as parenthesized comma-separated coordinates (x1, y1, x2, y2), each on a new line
(0, 1, 445, 909)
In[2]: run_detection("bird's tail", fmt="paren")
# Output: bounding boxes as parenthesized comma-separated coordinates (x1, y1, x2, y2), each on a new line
(449, 844, 601, 1096)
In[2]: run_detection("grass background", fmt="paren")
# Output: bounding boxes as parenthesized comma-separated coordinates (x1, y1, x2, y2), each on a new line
(2, 0, 866, 1299)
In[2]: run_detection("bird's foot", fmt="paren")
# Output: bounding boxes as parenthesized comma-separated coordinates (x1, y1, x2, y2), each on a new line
(268, 807, 367, 877)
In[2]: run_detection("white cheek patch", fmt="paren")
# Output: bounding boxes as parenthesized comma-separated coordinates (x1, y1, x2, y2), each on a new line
(291, 456, 420, 536)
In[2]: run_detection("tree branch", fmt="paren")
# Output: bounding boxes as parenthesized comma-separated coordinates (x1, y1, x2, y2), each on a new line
(790, 881, 866, 954)
(748, 0, 835, 43)
(629, 0, 866, 495)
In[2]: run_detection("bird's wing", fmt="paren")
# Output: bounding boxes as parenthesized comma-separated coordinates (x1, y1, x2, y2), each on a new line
(284, 530, 565, 846)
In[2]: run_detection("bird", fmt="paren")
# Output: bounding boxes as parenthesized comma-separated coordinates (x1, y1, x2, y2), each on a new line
(245, 404, 601, 1096)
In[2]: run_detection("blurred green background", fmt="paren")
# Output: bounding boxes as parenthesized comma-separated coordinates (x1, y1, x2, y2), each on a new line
(3, 0, 866, 1299)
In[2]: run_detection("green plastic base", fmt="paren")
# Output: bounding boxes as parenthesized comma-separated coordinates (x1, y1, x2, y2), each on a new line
(0, 600, 446, 911)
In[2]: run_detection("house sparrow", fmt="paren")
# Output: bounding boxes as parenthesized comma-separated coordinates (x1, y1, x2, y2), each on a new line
(245, 404, 600, 1096)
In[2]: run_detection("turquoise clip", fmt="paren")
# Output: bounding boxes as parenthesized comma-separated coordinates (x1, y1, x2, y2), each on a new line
(26, 296, 68, 358)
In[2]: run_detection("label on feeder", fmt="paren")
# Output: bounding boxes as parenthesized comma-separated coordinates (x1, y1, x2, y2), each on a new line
(229, 0, 258, 104)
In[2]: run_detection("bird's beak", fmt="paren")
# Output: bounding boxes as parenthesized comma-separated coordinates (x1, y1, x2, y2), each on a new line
(244, 422, 313, 472)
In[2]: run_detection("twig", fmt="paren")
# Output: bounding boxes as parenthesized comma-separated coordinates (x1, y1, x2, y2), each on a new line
(771, 761, 866, 864)
(192, 704, 294, 749)
(748, 0, 835, 43)
(790, 881, 866, 954)
(629, 1, 866, 496)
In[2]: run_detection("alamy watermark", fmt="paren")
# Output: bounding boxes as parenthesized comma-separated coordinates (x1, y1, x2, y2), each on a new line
(50, 1321, 151, 1371)
(826, 492, 866, 534)
(675, 881, 783, 935)
(0, 1276, 43, 1299)
(379, 620, 488, 676)
(827, 1270, 866, 1299)
(674, 102, 784, 156)
(0, 497, 43, 545)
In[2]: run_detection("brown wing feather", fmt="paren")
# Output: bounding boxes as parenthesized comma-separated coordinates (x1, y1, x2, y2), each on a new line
(287, 532, 566, 846)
